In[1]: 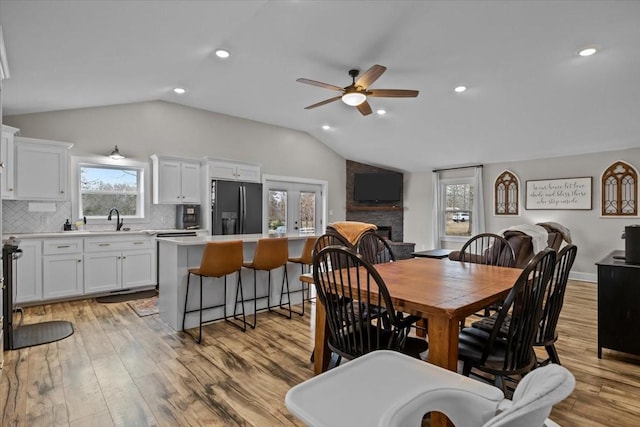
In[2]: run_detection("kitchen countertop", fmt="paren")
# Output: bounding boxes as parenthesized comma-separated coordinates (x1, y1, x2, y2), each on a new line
(157, 232, 317, 246)
(3, 229, 205, 240)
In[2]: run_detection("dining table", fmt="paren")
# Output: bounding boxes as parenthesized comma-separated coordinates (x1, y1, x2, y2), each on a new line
(301, 256, 522, 427)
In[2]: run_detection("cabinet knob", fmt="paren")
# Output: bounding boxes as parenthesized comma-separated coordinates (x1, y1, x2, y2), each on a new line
(77, 259, 82, 263)
(8, 188, 13, 192)
(60, 190, 64, 194)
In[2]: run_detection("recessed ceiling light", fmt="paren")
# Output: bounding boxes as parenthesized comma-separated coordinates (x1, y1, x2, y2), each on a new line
(173, 87, 186, 94)
(215, 49, 230, 59)
(322, 124, 331, 130)
(454, 85, 467, 93)
(376, 109, 387, 115)
(578, 47, 597, 57)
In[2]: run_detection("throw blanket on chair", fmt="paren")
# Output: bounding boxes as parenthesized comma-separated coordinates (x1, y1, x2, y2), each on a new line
(500, 224, 548, 254)
(537, 222, 572, 244)
(327, 221, 377, 245)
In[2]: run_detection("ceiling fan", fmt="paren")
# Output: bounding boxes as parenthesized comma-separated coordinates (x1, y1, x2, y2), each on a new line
(296, 64, 419, 116)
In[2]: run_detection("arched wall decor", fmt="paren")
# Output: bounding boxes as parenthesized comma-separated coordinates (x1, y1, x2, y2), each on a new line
(494, 170, 519, 215)
(602, 160, 638, 216)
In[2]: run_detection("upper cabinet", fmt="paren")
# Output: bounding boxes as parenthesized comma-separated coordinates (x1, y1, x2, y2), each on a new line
(151, 154, 202, 204)
(1, 124, 19, 199)
(15, 137, 73, 201)
(209, 159, 261, 182)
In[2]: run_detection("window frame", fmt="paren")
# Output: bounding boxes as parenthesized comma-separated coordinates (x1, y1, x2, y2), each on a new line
(440, 176, 475, 242)
(71, 155, 151, 225)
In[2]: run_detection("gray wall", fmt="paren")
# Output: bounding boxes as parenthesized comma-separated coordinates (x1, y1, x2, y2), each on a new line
(3, 100, 347, 231)
(405, 147, 640, 281)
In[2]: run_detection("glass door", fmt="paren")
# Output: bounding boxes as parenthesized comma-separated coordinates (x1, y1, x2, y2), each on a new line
(267, 182, 322, 235)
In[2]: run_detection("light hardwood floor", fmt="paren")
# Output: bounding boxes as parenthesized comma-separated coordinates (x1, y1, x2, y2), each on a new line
(1, 280, 640, 426)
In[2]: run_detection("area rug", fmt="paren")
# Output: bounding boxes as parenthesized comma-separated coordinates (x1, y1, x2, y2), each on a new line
(96, 289, 158, 303)
(127, 296, 159, 317)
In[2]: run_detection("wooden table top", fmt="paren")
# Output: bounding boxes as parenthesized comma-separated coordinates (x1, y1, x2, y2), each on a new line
(302, 257, 522, 320)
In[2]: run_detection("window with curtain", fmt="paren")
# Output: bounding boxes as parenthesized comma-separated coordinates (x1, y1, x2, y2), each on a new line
(432, 166, 485, 247)
(602, 161, 637, 216)
(494, 170, 519, 216)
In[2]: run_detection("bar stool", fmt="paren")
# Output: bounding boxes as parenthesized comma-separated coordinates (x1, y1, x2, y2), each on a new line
(287, 236, 316, 316)
(242, 237, 291, 328)
(182, 240, 246, 343)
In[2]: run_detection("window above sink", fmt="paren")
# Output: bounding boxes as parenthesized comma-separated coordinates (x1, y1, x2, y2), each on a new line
(71, 155, 151, 225)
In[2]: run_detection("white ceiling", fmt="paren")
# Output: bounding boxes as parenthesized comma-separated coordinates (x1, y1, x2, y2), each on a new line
(1, 1, 639, 172)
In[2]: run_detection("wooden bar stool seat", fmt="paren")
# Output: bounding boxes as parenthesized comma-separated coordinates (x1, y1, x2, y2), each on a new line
(182, 240, 246, 343)
(242, 237, 291, 328)
(287, 236, 316, 316)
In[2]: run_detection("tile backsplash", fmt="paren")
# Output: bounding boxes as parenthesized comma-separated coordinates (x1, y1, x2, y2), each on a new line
(2, 200, 178, 233)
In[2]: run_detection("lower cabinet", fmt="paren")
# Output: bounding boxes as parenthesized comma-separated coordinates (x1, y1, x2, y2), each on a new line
(84, 236, 155, 294)
(14, 239, 43, 303)
(12, 235, 156, 303)
(43, 253, 83, 299)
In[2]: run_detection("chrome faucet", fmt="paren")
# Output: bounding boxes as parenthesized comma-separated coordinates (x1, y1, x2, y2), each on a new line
(107, 207, 124, 231)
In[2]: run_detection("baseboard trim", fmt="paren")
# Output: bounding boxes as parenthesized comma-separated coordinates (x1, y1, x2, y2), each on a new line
(569, 271, 597, 283)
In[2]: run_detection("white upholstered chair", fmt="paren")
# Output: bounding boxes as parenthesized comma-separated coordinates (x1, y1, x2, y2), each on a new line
(285, 350, 574, 427)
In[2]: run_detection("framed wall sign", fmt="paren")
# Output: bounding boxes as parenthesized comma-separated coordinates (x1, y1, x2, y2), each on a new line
(525, 177, 592, 210)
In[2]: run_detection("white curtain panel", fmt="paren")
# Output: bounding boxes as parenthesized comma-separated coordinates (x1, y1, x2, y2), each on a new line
(472, 166, 486, 235)
(431, 171, 442, 248)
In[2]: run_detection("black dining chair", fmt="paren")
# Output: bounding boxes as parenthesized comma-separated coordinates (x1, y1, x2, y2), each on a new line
(356, 230, 395, 265)
(472, 244, 577, 366)
(455, 233, 516, 326)
(313, 245, 428, 365)
(457, 248, 557, 394)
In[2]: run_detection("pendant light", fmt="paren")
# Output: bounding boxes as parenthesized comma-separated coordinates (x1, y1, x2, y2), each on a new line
(109, 145, 125, 160)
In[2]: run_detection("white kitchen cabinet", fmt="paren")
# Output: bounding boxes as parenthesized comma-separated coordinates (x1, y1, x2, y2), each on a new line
(84, 235, 155, 293)
(43, 254, 83, 299)
(42, 238, 84, 299)
(209, 159, 261, 182)
(151, 155, 202, 204)
(1, 124, 19, 199)
(15, 137, 73, 201)
(14, 239, 43, 303)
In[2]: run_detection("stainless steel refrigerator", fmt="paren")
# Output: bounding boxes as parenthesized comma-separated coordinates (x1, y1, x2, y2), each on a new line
(211, 180, 263, 235)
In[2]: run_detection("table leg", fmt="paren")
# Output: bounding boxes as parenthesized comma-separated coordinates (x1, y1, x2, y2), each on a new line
(416, 318, 427, 338)
(313, 298, 331, 375)
(427, 315, 460, 427)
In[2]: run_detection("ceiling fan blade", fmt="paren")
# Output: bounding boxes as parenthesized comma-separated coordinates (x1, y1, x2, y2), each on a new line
(304, 96, 342, 109)
(355, 65, 387, 89)
(368, 89, 419, 98)
(296, 78, 344, 92)
(356, 100, 373, 116)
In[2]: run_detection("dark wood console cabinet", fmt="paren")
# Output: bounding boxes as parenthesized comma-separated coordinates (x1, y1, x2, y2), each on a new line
(596, 250, 640, 358)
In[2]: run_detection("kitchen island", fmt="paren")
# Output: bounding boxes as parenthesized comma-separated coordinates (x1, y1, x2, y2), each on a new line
(156, 233, 313, 331)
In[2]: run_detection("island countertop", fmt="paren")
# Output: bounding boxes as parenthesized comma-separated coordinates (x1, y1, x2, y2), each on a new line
(156, 232, 316, 246)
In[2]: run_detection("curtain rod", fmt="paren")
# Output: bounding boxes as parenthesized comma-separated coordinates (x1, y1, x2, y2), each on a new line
(432, 164, 483, 173)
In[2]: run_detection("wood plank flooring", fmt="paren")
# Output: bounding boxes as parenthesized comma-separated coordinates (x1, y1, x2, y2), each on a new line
(2, 280, 640, 426)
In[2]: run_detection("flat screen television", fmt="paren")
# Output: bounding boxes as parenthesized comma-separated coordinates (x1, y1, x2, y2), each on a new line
(353, 172, 403, 202)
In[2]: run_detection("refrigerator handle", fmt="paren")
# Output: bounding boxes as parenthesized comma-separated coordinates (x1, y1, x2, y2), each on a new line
(241, 185, 247, 233)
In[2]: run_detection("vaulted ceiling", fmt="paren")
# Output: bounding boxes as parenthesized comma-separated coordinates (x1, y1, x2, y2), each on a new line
(2, 1, 639, 172)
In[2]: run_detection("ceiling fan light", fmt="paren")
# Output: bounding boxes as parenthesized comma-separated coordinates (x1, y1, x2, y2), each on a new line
(341, 92, 367, 106)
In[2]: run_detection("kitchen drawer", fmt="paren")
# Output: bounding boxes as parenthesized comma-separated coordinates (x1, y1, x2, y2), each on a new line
(43, 238, 83, 255)
(84, 237, 152, 252)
